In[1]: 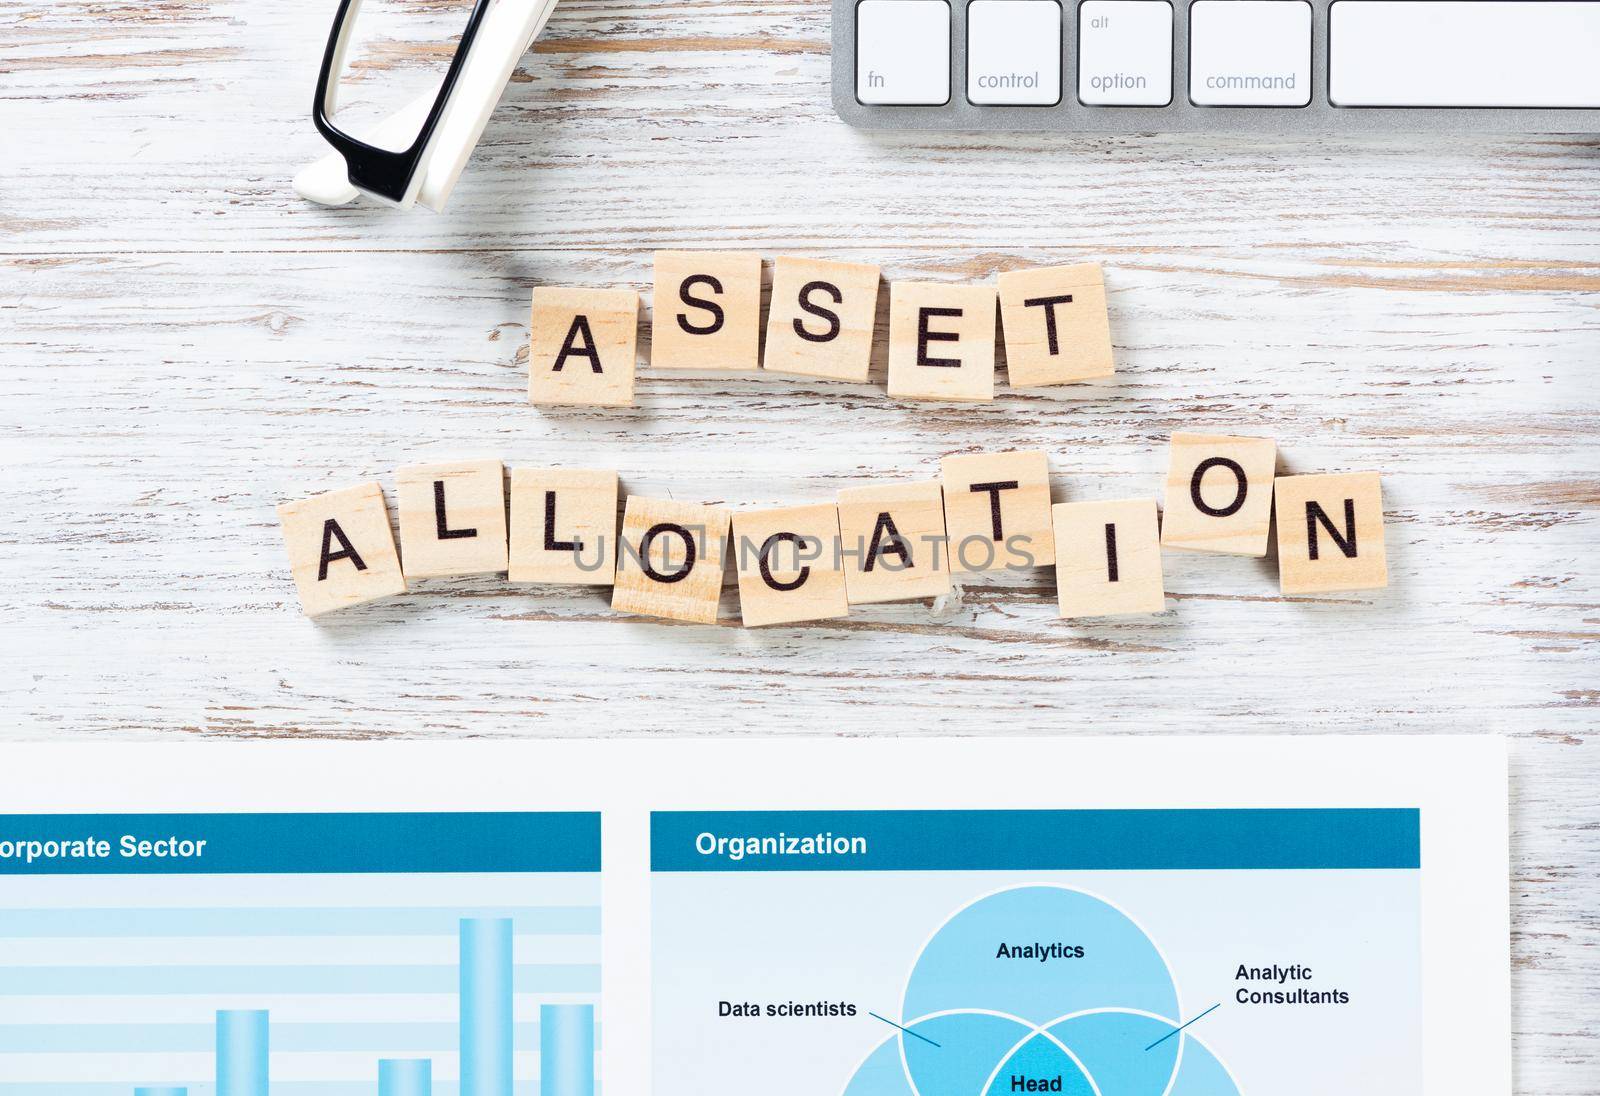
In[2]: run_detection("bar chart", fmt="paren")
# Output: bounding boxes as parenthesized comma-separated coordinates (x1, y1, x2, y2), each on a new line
(0, 812, 602, 1096)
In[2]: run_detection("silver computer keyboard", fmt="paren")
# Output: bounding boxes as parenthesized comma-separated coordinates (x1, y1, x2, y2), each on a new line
(832, 0, 1600, 132)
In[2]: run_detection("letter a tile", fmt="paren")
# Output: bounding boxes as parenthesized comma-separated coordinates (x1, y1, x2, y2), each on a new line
(529, 287, 639, 407)
(836, 480, 952, 603)
(277, 482, 406, 617)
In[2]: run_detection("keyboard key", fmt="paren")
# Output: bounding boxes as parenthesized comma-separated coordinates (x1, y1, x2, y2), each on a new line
(1190, 0, 1312, 106)
(967, 0, 1062, 105)
(1330, 1, 1600, 108)
(1078, 0, 1173, 106)
(856, 0, 951, 105)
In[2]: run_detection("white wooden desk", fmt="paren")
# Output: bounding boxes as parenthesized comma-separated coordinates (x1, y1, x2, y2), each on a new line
(3, 0, 1597, 1086)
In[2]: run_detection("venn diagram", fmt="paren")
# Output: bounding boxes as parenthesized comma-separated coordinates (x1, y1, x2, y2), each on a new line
(843, 886, 1240, 1096)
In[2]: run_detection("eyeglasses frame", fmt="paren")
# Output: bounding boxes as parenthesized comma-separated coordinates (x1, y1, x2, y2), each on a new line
(312, 0, 497, 206)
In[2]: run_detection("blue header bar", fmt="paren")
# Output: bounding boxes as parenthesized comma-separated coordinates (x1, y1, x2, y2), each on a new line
(651, 809, 1420, 871)
(0, 812, 600, 875)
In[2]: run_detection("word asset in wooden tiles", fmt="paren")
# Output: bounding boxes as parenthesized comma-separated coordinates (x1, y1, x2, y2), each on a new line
(529, 255, 1118, 407)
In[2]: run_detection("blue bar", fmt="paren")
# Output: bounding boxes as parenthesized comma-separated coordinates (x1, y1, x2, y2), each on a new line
(0, 813, 600, 876)
(0, 1021, 540, 1054)
(216, 1010, 268, 1096)
(0, 964, 597, 997)
(459, 919, 512, 1096)
(540, 1005, 595, 1096)
(651, 809, 1422, 871)
(18, 1090, 467, 1096)
(134, 1089, 188, 1096)
(379, 1060, 432, 1096)
(0, 906, 599, 939)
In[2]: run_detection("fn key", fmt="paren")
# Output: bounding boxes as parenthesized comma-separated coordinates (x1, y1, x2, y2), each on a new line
(856, 0, 952, 105)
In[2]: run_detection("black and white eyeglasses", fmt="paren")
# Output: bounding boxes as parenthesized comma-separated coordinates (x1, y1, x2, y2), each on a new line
(297, 0, 562, 210)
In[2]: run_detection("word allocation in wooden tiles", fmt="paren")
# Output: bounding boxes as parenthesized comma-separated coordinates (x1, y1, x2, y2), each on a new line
(278, 436, 1390, 626)
(527, 255, 1117, 407)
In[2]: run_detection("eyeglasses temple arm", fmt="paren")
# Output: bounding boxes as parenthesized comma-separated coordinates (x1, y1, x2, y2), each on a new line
(295, 0, 561, 210)
(417, 0, 562, 211)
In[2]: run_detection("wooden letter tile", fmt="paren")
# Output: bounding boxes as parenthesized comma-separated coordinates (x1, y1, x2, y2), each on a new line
(508, 468, 619, 585)
(394, 459, 508, 580)
(762, 257, 882, 382)
(1160, 433, 1278, 556)
(836, 480, 952, 604)
(1274, 472, 1388, 594)
(651, 251, 762, 372)
(940, 450, 1055, 571)
(886, 282, 998, 402)
(732, 504, 850, 627)
(612, 496, 732, 623)
(997, 262, 1115, 387)
(1052, 498, 1165, 617)
(277, 482, 406, 617)
(529, 287, 639, 407)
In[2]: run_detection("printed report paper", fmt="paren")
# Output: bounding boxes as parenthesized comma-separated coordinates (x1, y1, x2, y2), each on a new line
(0, 737, 1509, 1096)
